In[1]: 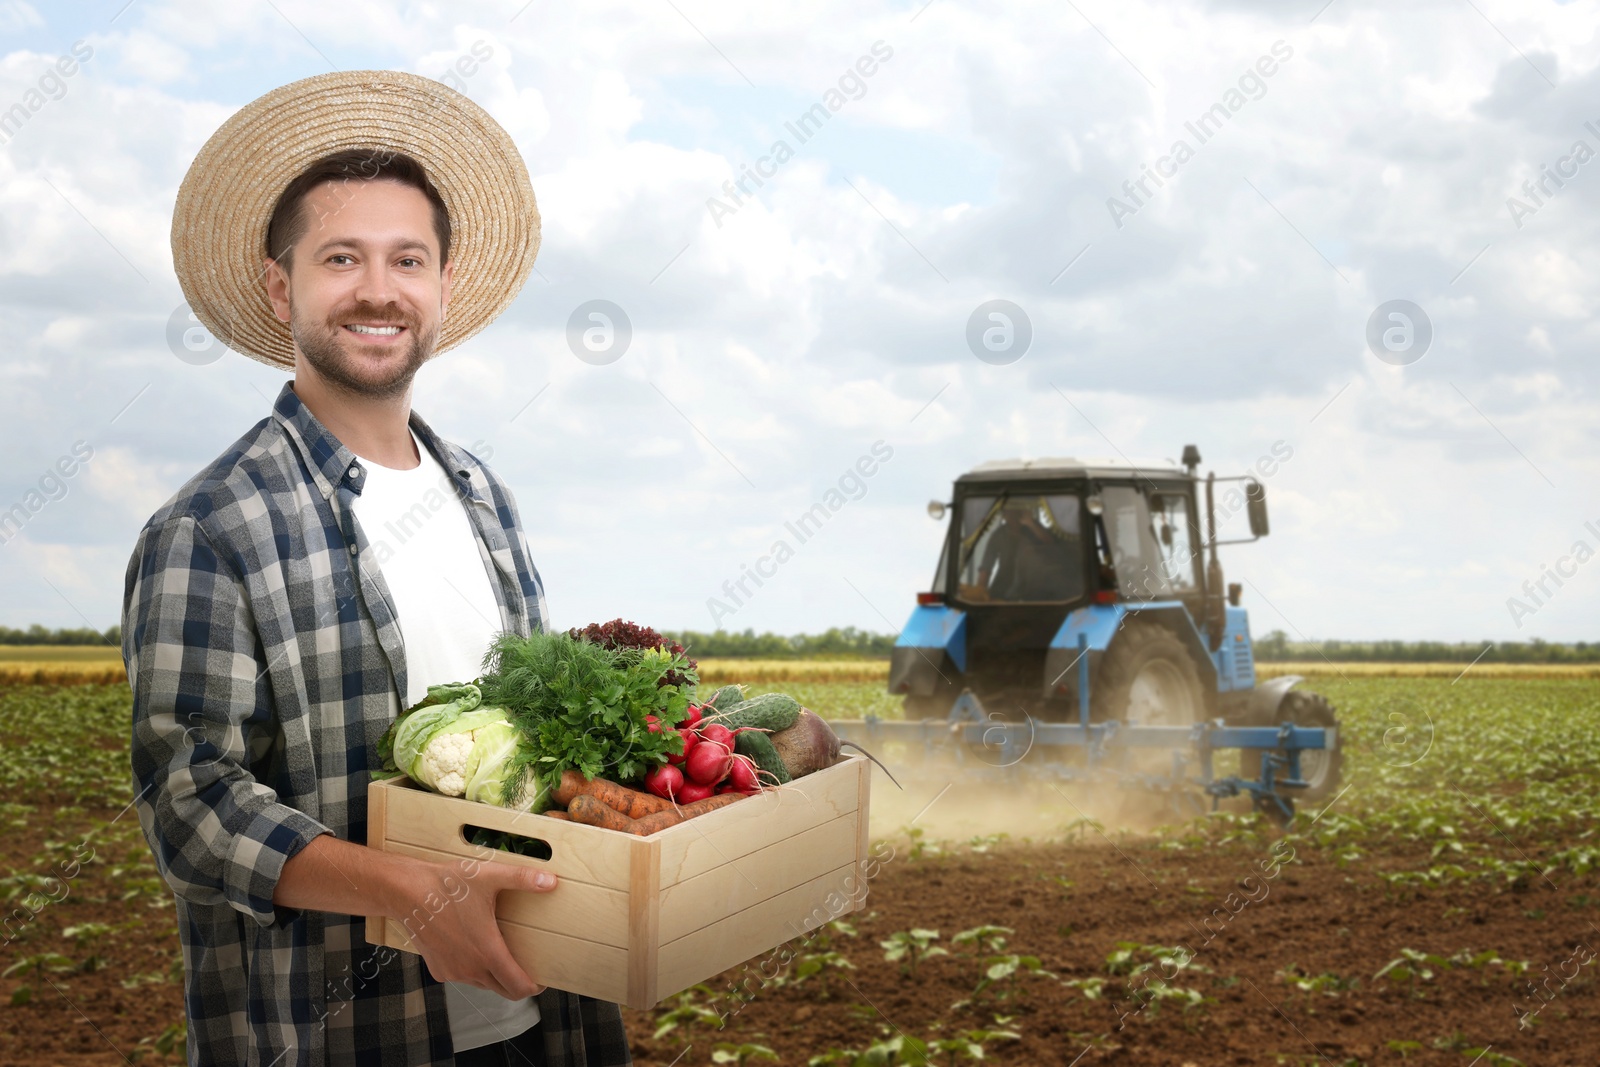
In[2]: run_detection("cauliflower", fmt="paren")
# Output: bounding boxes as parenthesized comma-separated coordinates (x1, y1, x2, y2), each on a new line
(413, 728, 479, 796)
(378, 682, 547, 811)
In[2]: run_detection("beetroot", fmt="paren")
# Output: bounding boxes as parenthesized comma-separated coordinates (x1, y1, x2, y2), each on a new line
(686, 738, 733, 786)
(770, 708, 842, 779)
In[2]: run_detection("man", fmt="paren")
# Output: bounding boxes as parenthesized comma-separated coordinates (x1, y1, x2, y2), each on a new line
(123, 71, 631, 1066)
(976, 502, 1081, 601)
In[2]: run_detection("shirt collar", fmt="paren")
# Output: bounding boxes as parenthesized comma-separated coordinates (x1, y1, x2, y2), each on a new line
(270, 381, 484, 503)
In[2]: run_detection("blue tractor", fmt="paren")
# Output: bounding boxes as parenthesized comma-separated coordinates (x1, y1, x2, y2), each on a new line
(863, 444, 1341, 815)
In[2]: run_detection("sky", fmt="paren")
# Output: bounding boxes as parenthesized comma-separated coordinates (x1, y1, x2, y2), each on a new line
(1, 0, 1597, 643)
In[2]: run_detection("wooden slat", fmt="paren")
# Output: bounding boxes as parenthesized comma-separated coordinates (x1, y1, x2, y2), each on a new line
(378, 839, 632, 948)
(854, 756, 872, 873)
(654, 756, 864, 886)
(628, 836, 661, 1009)
(367, 770, 389, 850)
(374, 778, 637, 889)
(499, 924, 634, 1008)
(366, 906, 631, 983)
(656, 816, 860, 943)
(369, 914, 635, 1007)
(653, 863, 860, 997)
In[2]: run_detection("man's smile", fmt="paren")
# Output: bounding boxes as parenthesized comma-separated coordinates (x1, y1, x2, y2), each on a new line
(343, 322, 408, 343)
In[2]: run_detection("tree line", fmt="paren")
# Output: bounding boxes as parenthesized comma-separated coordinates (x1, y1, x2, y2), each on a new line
(1251, 630, 1600, 663)
(0, 624, 120, 646)
(3, 623, 1598, 663)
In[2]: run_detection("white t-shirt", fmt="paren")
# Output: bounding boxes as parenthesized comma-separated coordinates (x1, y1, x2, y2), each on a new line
(350, 427, 540, 1052)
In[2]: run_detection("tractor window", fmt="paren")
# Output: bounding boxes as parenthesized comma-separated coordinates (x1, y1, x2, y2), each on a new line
(956, 494, 1084, 603)
(1148, 493, 1198, 592)
(1102, 486, 1196, 599)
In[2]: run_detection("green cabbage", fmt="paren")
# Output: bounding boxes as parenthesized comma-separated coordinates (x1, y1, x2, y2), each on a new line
(463, 719, 549, 812)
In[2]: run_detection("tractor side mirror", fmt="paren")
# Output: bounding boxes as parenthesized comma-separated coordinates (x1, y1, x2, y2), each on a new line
(927, 500, 948, 520)
(1246, 482, 1269, 537)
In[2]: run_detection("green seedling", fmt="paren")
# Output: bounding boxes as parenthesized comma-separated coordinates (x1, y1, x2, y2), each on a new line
(61, 921, 114, 973)
(652, 984, 724, 1043)
(792, 951, 855, 1000)
(2, 951, 75, 1005)
(881, 929, 947, 976)
(712, 1043, 778, 1065)
(950, 925, 1012, 956)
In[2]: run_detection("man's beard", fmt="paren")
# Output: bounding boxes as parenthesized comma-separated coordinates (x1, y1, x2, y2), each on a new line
(291, 300, 439, 400)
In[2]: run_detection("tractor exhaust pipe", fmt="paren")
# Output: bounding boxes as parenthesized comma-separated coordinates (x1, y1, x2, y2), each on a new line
(1187, 444, 1225, 652)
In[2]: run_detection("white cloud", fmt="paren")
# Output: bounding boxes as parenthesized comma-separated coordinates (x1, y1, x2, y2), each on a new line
(0, 0, 1596, 643)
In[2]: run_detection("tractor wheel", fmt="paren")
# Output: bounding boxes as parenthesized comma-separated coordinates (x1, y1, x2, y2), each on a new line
(1095, 623, 1206, 726)
(1241, 689, 1343, 804)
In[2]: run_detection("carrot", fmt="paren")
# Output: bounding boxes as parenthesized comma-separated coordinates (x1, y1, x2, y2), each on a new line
(630, 792, 746, 836)
(552, 769, 590, 807)
(553, 770, 675, 819)
(567, 794, 640, 833)
(543, 811, 571, 820)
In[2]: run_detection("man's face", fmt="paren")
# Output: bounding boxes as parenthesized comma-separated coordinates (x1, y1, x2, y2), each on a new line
(264, 179, 453, 399)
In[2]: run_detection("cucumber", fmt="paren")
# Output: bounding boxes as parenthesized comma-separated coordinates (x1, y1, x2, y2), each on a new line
(734, 729, 791, 785)
(702, 683, 746, 711)
(707, 692, 803, 733)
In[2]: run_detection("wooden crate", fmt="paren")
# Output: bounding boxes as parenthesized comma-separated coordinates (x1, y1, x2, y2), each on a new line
(366, 755, 871, 1009)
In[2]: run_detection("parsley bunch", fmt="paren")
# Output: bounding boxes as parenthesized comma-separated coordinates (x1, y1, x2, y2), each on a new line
(478, 628, 696, 802)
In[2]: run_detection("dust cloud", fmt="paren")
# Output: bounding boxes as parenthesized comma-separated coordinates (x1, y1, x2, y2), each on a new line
(861, 765, 1255, 845)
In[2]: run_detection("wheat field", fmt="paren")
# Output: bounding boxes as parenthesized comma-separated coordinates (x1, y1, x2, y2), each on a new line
(4, 645, 1596, 688)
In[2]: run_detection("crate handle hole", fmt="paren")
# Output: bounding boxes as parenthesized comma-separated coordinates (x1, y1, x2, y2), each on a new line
(463, 824, 554, 861)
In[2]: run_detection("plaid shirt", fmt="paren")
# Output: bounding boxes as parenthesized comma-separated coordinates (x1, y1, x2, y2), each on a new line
(122, 382, 632, 1067)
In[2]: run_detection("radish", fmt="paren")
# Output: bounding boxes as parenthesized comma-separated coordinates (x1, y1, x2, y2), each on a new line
(676, 780, 715, 803)
(683, 704, 703, 728)
(645, 714, 662, 734)
(726, 754, 760, 795)
(697, 722, 734, 751)
(644, 763, 684, 800)
(685, 738, 733, 786)
(666, 726, 697, 766)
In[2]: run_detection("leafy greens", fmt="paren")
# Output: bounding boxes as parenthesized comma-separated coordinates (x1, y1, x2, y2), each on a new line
(477, 629, 696, 803)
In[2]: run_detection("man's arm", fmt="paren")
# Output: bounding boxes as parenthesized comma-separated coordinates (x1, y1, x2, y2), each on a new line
(126, 514, 556, 999)
(125, 514, 331, 926)
(274, 835, 555, 1000)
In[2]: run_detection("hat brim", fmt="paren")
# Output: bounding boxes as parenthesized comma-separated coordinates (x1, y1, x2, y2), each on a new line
(170, 69, 539, 370)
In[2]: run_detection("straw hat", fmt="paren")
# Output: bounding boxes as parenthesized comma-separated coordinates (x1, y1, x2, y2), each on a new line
(170, 69, 539, 370)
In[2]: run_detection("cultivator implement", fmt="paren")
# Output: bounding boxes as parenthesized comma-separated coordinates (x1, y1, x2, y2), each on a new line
(830, 637, 1338, 824)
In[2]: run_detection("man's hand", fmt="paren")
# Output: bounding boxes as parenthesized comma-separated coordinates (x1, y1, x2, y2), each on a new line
(273, 834, 558, 999)
(399, 859, 556, 999)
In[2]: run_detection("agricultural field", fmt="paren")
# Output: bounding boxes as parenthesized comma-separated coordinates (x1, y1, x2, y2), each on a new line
(2, 675, 1598, 1065)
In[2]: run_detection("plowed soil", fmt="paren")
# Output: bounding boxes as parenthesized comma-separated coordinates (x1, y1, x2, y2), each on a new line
(7, 829, 1595, 1066)
(622, 834, 1599, 1066)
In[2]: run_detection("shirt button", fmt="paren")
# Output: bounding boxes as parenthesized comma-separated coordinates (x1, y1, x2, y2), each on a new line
(348, 465, 361, 478)
(350, 544, 359, 555)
